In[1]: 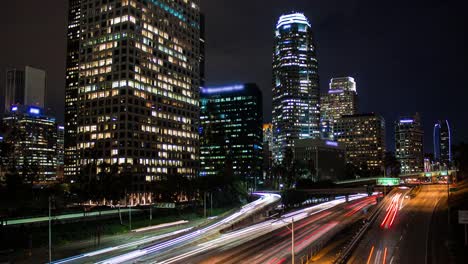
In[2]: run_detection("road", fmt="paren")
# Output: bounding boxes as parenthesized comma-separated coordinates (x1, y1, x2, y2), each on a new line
(116, 194, 376, 264)
(52, 192, 280, 264)
(348, 185, 446, 264)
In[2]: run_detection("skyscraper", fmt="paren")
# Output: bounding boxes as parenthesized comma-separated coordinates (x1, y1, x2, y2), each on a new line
(2, 106, 58, 182)
(395, 114, 424, 174)
(200, 84, 263, 186)
(64, 0, 81, 179)
(3, 66, 46, 112)
(433, 120, 452, 167)
(321, 77, 358, 139)
(272, 12, 320, 163)
(68, 0, 202, 203)
(334, 113, 386, 174)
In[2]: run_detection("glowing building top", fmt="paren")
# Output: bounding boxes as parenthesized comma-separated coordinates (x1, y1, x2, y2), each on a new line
(276, 13, 311, 29)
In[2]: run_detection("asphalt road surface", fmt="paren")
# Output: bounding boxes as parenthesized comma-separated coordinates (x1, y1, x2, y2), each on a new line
(348, 185, 445, 264)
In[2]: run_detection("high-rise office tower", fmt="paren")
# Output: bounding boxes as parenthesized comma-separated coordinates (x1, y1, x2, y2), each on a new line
(395, 114, 424, 174)
(2, 106, 58, 182)
(200, 84, 263, 186)
(68, 0, 201, 202)
(334, 113, 386, 174)
(272, 13, 320, 163)
(434, 120, 452, 167)
(321, 77, 358, 139)
(64, 0, 81, 179)
(199, 13, 206, 87)
(3, 66, 46, 112)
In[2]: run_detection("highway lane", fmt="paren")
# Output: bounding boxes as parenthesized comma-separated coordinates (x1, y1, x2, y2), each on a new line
(348, 185, 445, 264)
(53, 192, 280, 264)
(126, 194, 376, 264)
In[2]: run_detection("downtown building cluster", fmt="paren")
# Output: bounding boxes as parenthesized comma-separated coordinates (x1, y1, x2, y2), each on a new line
(0, 5, 455, 200)
(0, 66, 64, 183)
(267, 12, 453, 181)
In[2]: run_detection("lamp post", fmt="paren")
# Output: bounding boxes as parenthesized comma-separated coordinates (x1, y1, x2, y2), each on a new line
(48, 195, 53, 263)
(276, 217, 295, 263)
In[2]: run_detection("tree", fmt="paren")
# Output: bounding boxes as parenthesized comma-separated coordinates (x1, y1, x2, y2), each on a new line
(453, 142, 468, 179)
(383, 151, 401, 177)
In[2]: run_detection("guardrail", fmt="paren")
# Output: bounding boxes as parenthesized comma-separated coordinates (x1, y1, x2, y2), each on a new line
(332, 193, 392, 264)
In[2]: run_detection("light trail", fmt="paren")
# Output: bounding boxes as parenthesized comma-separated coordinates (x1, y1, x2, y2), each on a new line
(380, 194, 402, 229)
(383, 247, 388, 264)
(366, 245, 375, 264)
(97, 193, 280, 264)
(156, 194, 370, 264)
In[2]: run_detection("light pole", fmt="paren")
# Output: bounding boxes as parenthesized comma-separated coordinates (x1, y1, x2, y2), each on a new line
(276, 217, 295, 263)
(447, 173, 450, 227)
(48, 196, 53, 263)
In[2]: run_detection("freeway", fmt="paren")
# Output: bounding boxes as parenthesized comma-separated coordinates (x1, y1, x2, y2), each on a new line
(52, 192, 280, 264)
(114, 193, 376, 264)
(348, 185, 445, 264)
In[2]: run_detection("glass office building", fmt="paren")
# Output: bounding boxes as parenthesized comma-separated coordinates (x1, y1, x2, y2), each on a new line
(272, 13, 320, 163)
(66, 0, 202, 203)
(395, 114, 424, 174)
(200, 84, 263, 186)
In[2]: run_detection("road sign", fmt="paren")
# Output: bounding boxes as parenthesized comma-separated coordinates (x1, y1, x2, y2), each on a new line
(376, 178, 399, 186)
(459, 210, 468, 224)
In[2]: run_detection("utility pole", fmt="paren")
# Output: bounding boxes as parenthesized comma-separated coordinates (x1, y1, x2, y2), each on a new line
(315, 147, 319, 181)
(48, 196, 52, 263)
(291, 217, 295, 264)
(447, 173, 451, 227)
(150, 204, 152, 222)
(204, 192, 207, 218)
(129, 204, 132, 231)
(210, 192, 213, 217)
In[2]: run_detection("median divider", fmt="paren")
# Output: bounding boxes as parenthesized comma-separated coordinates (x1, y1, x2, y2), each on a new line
(332, 191, 395, 264)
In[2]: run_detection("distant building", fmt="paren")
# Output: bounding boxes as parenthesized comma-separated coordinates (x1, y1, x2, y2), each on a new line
(334, 113, 386, 174)
(3, 66, 46, 112)
(2, 106, 58, 182)
(433, 120, 452, 167)
(272, 12, 320, 163)
(395, 114, 424, 174)
(57, 125, 65, 166)
(200, 84, 263, 187)
(263, 124, 273, 184)
(294, 138, 346, 181)
(320, 77, 358, 139)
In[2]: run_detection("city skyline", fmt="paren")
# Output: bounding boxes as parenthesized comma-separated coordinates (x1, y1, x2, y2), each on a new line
(1, 0, 467, 153)
(0, 1, 467, 263)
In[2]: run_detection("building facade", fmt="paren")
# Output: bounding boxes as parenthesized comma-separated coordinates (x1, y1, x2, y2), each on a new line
(4, 66, 46, 113)
(433, 120, 452, 167)
(64, 0, 82, 179)
(294, 138, 346, 181)
(200, 84, 263, 187)
(272, 12, 320, 163)
(320, 77, 358, 139)
(334, 113, 386, 174)
(2, 106, 58, 183)
(68, 0, 202, 203)
(395, 114, 424, 174)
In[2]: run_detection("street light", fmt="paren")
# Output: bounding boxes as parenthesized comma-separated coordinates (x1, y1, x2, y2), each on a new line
(275, 217, 295, 263)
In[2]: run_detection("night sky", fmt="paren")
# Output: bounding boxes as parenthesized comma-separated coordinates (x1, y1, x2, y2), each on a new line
(1, 0, 467, 152)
